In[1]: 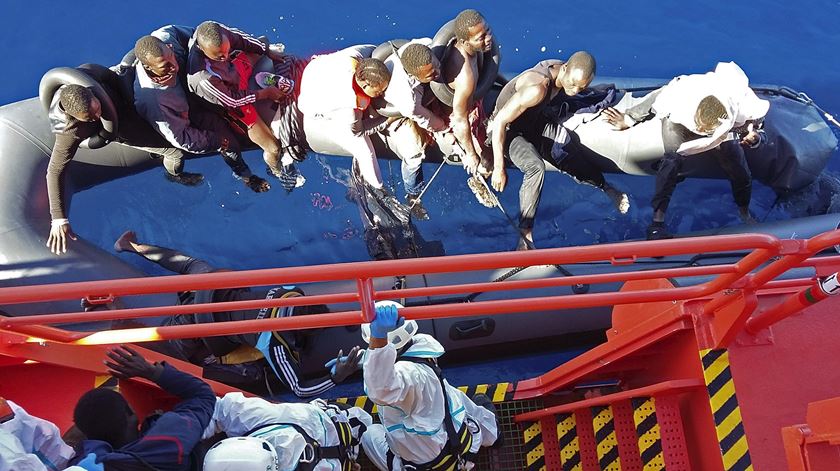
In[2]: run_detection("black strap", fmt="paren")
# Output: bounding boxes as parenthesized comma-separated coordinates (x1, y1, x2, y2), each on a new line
(245, 417, 355, 470)
(398, 357, 470, 470)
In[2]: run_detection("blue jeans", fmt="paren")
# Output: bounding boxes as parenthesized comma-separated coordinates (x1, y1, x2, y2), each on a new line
(401, 152, 424, 196)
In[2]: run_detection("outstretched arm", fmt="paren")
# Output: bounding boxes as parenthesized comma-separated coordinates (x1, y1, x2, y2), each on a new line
(489, 80, 547, 191)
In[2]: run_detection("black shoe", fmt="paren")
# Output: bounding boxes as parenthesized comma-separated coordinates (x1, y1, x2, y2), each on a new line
(406, 194, 430, 221)
(646, 221, 673, 241)
(165, 171, 204, 186)
(472, 393, 504, 449)
(243, 175, 271, 193)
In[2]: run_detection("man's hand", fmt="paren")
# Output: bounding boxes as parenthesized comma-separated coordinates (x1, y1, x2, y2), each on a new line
(740, 130, 760, 147)
(327, 346, 363, 383)
(603, 107, 630, 131)
(104, 346, 164, 381)
(256, 87, 285, 103)
(47, 221, 77, 255)
(461, 152, 480, 175)
(491, 167, 507, 192)
(370, 303, 402, 339)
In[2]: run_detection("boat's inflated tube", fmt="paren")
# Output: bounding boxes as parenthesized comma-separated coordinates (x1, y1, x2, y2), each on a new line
(38, 64, 119, 149)
(429, 19, 501, 107)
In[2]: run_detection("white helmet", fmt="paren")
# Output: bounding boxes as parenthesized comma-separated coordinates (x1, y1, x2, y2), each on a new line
(361, 301, 418, 350)
(204, 436, 279, 471)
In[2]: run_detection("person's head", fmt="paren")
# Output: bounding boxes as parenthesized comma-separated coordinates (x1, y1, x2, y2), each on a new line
(73, 388, 138, 448)
(695, 95, 729, 135)
(59, 84, 101, 122)
(454, 9, 493, 54)
(400, 43, 439, 83)
(361, 301, 418, 350)
(354, 58, 391, 97)
(196, 21, 231, 62)
(134, 35, 179, 81)
(204, 436, 281, 471)
(557, 51, 596, 97)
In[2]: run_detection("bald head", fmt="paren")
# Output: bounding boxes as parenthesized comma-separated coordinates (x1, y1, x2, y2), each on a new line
(558, 51, 596, 96)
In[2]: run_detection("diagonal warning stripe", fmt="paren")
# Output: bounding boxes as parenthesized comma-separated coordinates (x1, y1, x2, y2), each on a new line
(592, 405, 620, 470)
(632, 397, 664, 470)
(701, 348, 753, 471)
(523, 421, 546, 471)
(556, 413, 581, 471)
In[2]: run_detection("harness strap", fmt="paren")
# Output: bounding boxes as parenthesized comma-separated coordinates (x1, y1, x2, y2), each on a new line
(397, 357, 474, 470)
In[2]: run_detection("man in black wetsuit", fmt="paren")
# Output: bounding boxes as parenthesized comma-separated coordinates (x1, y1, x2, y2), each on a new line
(46, 65, 199, 256)
(487, 52, 629, 249)
(112, 230, 362, 398)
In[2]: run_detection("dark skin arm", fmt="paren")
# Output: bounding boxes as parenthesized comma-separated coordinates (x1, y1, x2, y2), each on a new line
(104, 346, 164, 382)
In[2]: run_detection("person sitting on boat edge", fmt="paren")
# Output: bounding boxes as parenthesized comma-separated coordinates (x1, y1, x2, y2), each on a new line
(603, 61, 769, 240)
(187, 21, 299, 187)
(488, 52, 630, 250)
(45, 66, 192, 256)
(201, 392, 372, 471)
(113, 230, 363, 398)
(360, 301, 500, 471)
(133, 26, 270, 193)
(298, 45, 396, 191)
(378, 40, 449, 220)
(68, 346, 215, 471)
(439, 9, 497, 206)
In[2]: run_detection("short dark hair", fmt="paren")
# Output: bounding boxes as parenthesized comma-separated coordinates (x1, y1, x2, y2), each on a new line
(59, 84, 95, 116)
(696, 95, 728, 131)
(355, 58, 391, 88)
(196, 21, 225, 48)
(134, 35, 167, 65)
(400, 43, 433, 77)
(73, 389, 132, 445)
(454, 9, 486, 42)
(566, 51, 596, 80)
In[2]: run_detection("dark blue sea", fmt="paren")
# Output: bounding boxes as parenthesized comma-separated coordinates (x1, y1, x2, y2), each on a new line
(2, 0, 839, 275)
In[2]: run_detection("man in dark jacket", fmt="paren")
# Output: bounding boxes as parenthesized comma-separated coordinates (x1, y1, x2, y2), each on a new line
(132, 25, 270, 193)
(69, 346, 215, 471)
(46, 65, 198, 256)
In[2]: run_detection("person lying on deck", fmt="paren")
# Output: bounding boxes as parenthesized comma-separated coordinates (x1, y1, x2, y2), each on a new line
(602, 61, 769, 240)
(113, 230, 362, 398)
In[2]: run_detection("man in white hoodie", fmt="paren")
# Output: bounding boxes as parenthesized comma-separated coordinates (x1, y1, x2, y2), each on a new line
(603, 62, 769, 239)
(360, 301, 499, 470)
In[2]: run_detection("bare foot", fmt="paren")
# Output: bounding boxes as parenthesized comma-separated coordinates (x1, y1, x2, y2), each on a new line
(114, 230, 137, 253)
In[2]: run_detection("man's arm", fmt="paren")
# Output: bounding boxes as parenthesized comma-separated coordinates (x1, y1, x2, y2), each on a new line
(363, 345, 416, 406)
(264, 335, 336, 398)
(140, 99, 221, 153)
(489, 79, 547, 191)
(222, 25, 268, 56)
(407, 100, 446, 132)
(450, 59, 480, 173)
(46, 134, 81, 221)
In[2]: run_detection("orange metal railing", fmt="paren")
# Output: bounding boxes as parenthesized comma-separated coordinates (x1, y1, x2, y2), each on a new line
(0, 231, 838, 347)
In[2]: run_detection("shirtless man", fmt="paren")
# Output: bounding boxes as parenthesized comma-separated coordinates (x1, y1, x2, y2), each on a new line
(440, 9, 494, 177)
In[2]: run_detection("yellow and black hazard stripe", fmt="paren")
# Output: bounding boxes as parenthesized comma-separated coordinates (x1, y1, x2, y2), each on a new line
(457, 382, 513, 403)
(700, 348, 752, 471)
(333, 382, 512, 417)
(592, 405, 620, 470)
(95, 374, 118, 390)
(523, 421, 545, 471)
(556, 413, 581, 471)
(632, 397, 664, 470)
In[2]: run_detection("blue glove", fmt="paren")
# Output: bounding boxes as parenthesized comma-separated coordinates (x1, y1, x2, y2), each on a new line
(77, 453, 104, 471)
(371, 303, 403, 339)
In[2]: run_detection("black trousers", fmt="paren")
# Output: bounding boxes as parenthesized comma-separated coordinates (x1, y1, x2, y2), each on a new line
(651, 120, 752, 213)
(508, 133, 606, 230)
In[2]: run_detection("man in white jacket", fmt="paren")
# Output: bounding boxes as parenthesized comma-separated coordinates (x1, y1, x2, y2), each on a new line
(201, 392, 372, 471)
(298, 45, 393, 190)
(603, 62, 769, 239)
(0, 398, 74, 471)
(360, 301, 499, 470)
